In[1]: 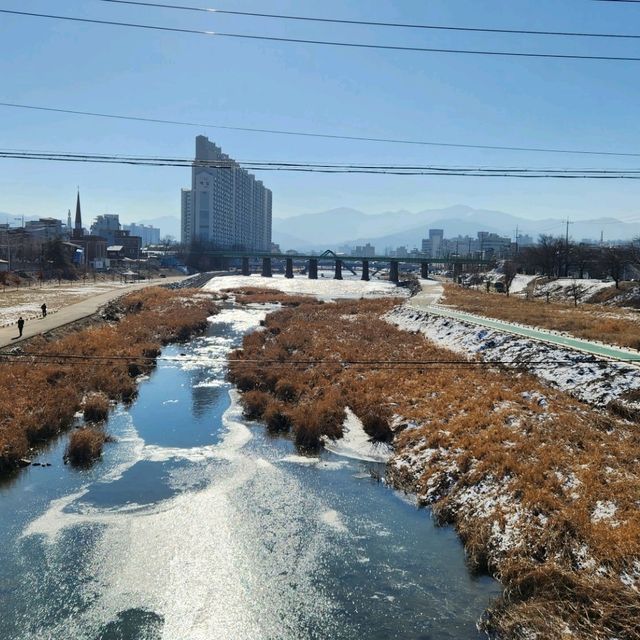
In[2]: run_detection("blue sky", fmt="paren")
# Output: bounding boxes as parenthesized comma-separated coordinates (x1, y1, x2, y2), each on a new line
(1, 0, 640, 225)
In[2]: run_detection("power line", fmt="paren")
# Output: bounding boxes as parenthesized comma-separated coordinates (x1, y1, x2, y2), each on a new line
(99, 0, 640, 40)
(3, 102, 640, 159)
(4, 9, 640, 62)
(2, 149, 640, 178)
(0, 351, 632, 369)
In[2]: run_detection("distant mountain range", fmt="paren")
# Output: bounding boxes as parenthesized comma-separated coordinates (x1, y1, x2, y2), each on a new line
(272, 205, 640, 251)
(4, 206, 640, 250)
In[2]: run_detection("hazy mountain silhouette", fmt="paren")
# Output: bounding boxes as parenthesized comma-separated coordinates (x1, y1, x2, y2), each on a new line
(273, 205, 640, 251)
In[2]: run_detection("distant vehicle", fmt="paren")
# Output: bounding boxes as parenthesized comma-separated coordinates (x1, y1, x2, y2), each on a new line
(494, 282, 505, 293)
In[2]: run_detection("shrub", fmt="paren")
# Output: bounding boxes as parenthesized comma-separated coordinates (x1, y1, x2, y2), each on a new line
(65, 427, 109, 466)
(360, 406, 394, 443)
(290, 405, 324, 450)
(263, 401, 292, 433)
(274, 379, 303, 402)
(242, 390, 271, 420)
(83, 392, 110, 423)
(289, 398, 345, 450)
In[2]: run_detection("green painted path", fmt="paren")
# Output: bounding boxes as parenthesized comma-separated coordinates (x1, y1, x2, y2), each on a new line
(420, 304, 640, 364)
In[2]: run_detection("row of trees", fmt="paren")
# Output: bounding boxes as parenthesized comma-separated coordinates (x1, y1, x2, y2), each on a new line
(511, 236, 639, 289)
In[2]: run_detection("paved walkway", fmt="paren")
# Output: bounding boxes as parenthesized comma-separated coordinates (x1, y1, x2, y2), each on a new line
(0, 277, 186, 349)
(409, 279, 640, 364)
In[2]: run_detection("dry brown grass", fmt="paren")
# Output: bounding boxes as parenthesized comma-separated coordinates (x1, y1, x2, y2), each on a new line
(222, 286, 313, 306)
(65, 426, 110, 466)
(0, 287, 217, 473)
(83, 392, 110, 422)
(228, 297, 640, 638)
(444, 284, 640, 350)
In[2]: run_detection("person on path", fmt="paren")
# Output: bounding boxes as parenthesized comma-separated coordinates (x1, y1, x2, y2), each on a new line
(41, 303, 47, 318)
(17, 317, 24, 337)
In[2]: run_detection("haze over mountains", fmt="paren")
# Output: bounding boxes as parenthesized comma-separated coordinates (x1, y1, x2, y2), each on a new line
(272, 205, 640, 252)
(4, 206, 640, 251)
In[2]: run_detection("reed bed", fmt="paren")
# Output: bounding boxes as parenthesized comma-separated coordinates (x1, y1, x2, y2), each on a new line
(444, 284, 640, 350)
(0, 287, 217, 473)
(229, 295, 640, 639)
(65, 426, 111, 466)
(222, 286, 313, 306)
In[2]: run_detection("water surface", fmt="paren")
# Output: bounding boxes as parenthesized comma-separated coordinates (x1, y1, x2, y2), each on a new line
(0, 305, 499, 639)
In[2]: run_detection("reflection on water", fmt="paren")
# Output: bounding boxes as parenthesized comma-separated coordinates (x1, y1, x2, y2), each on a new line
(0, 305, 500, 639)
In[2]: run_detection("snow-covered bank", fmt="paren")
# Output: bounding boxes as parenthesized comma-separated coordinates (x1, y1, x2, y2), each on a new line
(535, 278, 615, 302)
(323, 409, 392, 463)
(386, 305, 640, 409)
(203, 273, 406, 301)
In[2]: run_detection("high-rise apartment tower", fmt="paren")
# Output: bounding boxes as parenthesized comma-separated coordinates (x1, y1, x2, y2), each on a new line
(180, 136, 272, 250)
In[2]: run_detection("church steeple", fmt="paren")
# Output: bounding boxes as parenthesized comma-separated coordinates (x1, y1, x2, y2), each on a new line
(73, 190, 83, 238)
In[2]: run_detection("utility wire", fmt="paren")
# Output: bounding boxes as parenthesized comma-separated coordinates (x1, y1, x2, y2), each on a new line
(3, 102, 639, 159)
(99, 0, 640, 40)
(2, 149, 640, 178)
(7, 148, 640, 171)
(4, 9, 640, 62)
(0, 352, 632, 369)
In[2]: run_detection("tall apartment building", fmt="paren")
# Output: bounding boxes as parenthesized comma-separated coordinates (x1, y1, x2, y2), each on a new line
(123, 223, 161, 247)
(421, 228, 444, 258)
(180, 136, 272, 251)
(90, 214, 121, 245)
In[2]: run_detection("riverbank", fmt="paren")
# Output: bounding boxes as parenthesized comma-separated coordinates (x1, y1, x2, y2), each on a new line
(0, 287, 217, 474)
(442, 283, 640, 351)
(1, 297, 498, 640)
(0, 276, 187, 348)
(227, 292, 640, 639)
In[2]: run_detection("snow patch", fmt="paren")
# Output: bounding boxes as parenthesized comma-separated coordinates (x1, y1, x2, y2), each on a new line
(203, 273, 404, 301)
(323, 408, 392, 463)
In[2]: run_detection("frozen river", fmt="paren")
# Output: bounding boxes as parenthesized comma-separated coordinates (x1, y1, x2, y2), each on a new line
(0, 301, 499, 639)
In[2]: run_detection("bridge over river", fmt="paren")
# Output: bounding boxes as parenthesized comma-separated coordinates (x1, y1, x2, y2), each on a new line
(202, 250, 494, 283)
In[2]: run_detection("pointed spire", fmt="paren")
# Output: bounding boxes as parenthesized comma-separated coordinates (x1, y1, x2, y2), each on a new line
(72, 190, 83, 239)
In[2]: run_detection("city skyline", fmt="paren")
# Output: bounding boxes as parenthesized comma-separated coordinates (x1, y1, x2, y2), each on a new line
(1, 1, 640, 223)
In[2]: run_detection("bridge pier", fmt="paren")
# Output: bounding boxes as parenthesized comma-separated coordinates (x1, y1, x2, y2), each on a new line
(361, 259, 369, 281)
(389, 260, 399, 283)
(420, 261, 429, 279)
(334, 259, 343, 280)
(308, 258, 318, 279)
(261, 257, 272, 277)
(242, 256, 250, 276)
(285, 257, 294, 279)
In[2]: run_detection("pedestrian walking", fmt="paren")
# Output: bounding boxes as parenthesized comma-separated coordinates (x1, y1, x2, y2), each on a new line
(17, 317, 24, 337)
(41, 303, 47, 318)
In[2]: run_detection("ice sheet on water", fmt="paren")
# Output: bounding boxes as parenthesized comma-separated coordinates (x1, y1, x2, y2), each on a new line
(20, 388, 342, 640)
(203, 273, 404, 301)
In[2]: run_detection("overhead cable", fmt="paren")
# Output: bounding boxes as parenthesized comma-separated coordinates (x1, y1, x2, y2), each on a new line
(98, 0, 640, 40)
(2, 149, 640, 178)
(2, 102, 639, 159)
(1, 351, 635, 369)
(3, 9, 640, 61)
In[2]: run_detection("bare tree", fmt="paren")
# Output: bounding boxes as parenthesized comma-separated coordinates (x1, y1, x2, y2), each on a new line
(503, 260, 518, 297)
(599, 246, 629, 289)
(566, 279, 587, 307)
(570, 242, 596, 279)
